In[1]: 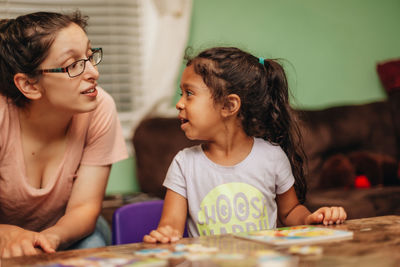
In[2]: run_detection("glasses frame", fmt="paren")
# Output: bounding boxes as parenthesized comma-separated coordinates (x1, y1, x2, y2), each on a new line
(35, 48, 103, 78)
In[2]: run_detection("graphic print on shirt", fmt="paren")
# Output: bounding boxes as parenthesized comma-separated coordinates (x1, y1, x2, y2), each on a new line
(196, 182, 270, 236)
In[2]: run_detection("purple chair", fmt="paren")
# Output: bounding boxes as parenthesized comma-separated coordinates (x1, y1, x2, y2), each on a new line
(112, 200, 188, 245)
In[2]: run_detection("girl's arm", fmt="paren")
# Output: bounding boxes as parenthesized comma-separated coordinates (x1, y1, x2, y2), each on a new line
(40, 164, 111, 250)
(143, 189, 187, 243)
(276, 186, 347, 226)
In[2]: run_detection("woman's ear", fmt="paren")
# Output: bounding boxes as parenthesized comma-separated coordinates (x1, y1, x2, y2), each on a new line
(221, 94, 241, 117)
(13, 73, 42, 100)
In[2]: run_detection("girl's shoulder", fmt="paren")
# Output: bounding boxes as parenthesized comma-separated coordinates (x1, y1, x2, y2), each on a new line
(178, 144, 202, 156)
(254, 137, 287, 159)
(174, 144, 203, 161)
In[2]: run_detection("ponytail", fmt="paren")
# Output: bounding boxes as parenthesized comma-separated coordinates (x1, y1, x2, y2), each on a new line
(259, 59, 307, 203)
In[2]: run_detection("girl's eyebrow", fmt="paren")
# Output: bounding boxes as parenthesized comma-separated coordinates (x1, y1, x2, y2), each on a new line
(181, 82, 198, 89)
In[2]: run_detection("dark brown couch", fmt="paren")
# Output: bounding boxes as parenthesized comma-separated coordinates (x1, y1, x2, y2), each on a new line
(132, 99, 400, 220)
(132, 59, 400, 220)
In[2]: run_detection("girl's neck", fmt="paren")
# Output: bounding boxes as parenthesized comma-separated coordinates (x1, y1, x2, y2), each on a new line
(202, 127, 254, 166)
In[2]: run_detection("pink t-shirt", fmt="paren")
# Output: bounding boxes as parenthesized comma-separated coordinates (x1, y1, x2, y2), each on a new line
(0, 87, 128, 231)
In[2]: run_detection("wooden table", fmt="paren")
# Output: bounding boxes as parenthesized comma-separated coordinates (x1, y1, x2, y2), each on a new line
(3, 215, 400, 267)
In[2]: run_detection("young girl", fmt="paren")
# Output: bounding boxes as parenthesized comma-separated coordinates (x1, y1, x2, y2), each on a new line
(0, 11, 127, 257)
(144, 47, 346, 243)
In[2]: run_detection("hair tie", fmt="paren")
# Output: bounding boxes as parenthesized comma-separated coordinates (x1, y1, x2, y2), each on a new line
(259, 57, 270, 69)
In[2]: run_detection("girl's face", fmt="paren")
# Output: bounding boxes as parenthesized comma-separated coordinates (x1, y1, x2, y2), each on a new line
(176, 64, 224, 141)
(34, 23, 99, 114)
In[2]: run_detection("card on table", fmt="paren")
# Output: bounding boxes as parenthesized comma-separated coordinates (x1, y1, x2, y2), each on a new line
(234, 225, 353, 246)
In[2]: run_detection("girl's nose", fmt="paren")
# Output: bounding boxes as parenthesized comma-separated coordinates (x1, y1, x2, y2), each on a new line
(176, 97, 184, 110)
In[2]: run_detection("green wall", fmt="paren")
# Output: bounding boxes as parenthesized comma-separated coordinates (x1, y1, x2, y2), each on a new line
(106, 0, 400, 194)
(106, 156, 139, 195)
(175, 0, 400, 108)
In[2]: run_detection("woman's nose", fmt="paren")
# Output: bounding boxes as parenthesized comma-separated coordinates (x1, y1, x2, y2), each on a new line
(84, 60, 100, 80)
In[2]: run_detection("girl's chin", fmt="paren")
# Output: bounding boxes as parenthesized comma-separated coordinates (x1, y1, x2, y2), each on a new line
(184, 132, 204, 141)
(183, 131, 196, 140)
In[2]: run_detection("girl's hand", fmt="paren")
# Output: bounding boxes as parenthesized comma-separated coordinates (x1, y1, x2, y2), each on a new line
(305, 206, 347, 226)
(143, 225, 181, 244)
(0, 225, 55, 258)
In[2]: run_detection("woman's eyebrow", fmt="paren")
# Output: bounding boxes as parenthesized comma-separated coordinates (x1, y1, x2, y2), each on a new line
(56, 41, 92, 65)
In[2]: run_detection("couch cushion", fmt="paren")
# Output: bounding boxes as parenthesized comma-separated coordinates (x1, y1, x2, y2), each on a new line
(305, 186, 400, 219)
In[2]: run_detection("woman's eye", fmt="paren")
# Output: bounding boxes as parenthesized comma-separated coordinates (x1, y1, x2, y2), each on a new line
(186, 90, 193, 96)
(69, 61, 79, 70)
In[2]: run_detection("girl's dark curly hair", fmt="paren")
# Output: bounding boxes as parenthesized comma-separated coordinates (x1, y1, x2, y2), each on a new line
(185, 47, 307, 203)
(0, 11, 88, 108)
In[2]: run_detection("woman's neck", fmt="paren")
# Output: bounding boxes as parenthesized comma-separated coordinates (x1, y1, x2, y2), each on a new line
(18, 103, 72, 142)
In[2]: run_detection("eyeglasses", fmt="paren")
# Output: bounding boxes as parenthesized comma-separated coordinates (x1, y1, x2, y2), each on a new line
(35, 48, 103, 78)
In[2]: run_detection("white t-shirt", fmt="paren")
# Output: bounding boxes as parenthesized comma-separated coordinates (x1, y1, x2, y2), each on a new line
(163, 137, 294, 237)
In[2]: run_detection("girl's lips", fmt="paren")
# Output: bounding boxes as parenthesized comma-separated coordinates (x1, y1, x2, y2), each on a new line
(180, 118, 189, 124)
(179, 118, 189, 131)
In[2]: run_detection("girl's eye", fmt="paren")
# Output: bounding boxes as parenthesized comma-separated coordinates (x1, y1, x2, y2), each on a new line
(179, 90, 193, 97)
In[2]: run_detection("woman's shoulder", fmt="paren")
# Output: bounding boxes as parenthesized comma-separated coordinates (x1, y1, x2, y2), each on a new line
(86, 87, 118, 121)
(0, 95, 12, 125)
(0, 94, 9, 110)
(96, 87, 116, 108)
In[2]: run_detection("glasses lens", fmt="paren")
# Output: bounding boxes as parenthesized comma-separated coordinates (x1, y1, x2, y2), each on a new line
(92, 49, 102, 66)
(66, 49, 102, 77)
(68, 60, 85, 77)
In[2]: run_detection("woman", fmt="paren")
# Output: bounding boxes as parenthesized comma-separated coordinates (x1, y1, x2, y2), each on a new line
(0, 11, 128, 257)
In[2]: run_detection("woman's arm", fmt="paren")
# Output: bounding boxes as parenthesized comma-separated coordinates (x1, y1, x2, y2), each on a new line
(40, 164, 111, 250)
(143, 189, 187, 243)
(0, 164, 109, 257)
(0, 225, 55, 258)
(276, 186, 346, 226)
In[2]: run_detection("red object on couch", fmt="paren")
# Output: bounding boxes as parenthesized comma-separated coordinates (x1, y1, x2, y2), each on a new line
(354, 175, 371, 189)
(376, 58, 400, 93)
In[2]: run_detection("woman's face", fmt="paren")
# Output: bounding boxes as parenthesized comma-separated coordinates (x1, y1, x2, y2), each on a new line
(35, 23, 99, 114)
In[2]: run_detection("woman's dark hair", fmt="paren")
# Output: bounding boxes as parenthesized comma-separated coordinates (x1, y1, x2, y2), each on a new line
(185, 47, 307, 203)
(0, 11, 88, 107)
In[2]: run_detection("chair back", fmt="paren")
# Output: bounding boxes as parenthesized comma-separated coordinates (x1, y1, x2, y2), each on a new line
(112, 200, 188, 245)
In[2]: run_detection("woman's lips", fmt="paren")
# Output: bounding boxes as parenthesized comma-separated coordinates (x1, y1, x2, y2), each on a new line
(81, 87, 98, 97)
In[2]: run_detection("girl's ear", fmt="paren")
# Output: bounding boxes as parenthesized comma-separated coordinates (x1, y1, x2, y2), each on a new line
(221, 94, 241, 117)
(13, 73, 42, 100)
